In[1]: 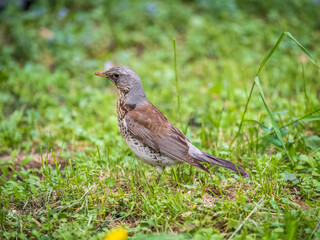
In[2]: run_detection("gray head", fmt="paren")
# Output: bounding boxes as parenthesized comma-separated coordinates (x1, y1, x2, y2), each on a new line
(95, 66, 147, 104)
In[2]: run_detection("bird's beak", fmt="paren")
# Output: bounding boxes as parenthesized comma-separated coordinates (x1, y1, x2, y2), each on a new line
(94, 71, 108, 78)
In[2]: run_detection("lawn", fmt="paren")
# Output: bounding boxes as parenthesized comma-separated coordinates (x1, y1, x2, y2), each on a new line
(0, 0, 320, 239)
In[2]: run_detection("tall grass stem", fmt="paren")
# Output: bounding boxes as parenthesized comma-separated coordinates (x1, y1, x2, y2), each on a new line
(173, 38, 183, 130)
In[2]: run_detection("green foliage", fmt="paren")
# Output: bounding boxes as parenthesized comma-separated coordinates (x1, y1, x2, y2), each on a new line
(1, 0, 320, 239)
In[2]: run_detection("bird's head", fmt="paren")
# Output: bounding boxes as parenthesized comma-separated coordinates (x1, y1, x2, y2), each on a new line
(95, 66, 142, 93)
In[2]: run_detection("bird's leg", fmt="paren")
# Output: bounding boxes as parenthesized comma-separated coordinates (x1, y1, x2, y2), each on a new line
(155, 166, 164, 184)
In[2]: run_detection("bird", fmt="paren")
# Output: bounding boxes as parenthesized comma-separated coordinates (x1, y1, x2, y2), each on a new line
(95, 66, 249, 183)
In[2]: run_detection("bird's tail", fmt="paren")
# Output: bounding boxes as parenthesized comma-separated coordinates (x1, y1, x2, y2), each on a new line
(198, 151, 249, 177)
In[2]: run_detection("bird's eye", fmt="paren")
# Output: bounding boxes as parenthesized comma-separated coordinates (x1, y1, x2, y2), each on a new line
(113, 73, 120, 78)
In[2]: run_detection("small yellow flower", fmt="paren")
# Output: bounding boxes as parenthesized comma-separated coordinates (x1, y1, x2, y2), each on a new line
(104, 227, 128, 240)
(192, 204, 197, 209)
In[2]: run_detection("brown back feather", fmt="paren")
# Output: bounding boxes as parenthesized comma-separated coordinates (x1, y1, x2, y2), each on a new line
(125, 102, 208, 172)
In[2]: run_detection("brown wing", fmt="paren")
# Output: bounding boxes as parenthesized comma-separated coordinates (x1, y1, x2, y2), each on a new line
(125, 102, 208, 172)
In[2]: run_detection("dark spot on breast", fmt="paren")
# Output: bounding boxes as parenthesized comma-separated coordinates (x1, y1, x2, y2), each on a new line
(126, 103, 136, 110)
(117, 91, 136, 120)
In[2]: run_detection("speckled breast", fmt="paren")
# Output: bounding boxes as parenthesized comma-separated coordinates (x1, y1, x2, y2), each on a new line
(117, 118, 178, 170)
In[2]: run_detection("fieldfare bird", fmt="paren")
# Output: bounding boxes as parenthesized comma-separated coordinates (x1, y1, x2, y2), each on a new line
(95, 66, 248, 182)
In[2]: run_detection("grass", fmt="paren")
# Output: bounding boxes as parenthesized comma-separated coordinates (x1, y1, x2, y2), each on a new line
(1, 0, 320, 239)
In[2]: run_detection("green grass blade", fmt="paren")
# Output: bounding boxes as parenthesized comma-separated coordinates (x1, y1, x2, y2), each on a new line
(173, 38, 183, 130)
(231, 81, 255, 146)
(254, 76, 292, 163)
(284, 32, 320, 68)
(241, 107, 320, 146)
(233, 32, 319, 145)
(257, 32, 319, 75)
(257, 33, 285, 75)
(301, 62, 311, 109)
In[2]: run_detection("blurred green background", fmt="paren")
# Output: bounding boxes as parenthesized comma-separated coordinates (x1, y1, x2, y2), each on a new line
(0, 0, 319, 154)
(1, 0, 320, 239)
